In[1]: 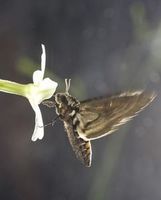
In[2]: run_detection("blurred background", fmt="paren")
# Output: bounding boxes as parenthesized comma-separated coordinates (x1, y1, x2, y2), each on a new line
(0, 0, 161, 199)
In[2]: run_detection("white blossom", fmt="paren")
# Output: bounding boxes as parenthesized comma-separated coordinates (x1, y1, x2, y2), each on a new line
(0, 44, 58, 141)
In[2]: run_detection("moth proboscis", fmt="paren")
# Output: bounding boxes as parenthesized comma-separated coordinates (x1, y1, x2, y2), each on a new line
(43, 79, 156, 167)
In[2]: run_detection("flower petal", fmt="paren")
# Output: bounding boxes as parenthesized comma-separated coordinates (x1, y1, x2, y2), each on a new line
(41, 44, 46, 76)
(29, 100, 44, 141)
(33, 70, 44, 84)
(32, 44, 46, 84)
(25, 78, 58, 105)
(38, 78, 58, 101)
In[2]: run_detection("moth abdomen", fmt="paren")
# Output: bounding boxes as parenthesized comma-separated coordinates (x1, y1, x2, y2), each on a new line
(75, 137, 92, 167)
(64, 119, 92, 167)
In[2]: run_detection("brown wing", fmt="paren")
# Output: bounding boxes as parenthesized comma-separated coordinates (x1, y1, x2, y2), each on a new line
(76, 91, 156, 140)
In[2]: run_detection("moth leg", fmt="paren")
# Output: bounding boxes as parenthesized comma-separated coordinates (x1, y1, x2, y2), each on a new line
(42, 100, 55, 107)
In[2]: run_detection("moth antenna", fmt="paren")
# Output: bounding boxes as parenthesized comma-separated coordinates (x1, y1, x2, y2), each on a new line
(65, 78, 71, 94)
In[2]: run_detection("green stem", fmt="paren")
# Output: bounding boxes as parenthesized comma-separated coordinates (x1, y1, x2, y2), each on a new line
(0, 79, 27, 97)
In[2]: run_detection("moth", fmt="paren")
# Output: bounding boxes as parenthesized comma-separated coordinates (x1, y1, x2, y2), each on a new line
(43, 79, 156, 167)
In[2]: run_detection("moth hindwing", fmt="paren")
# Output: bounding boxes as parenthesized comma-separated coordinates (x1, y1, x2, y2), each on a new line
(43, 82, 156, 167)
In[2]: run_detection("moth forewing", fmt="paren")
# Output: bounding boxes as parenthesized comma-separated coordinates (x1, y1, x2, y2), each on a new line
(76, 91, 156, 140)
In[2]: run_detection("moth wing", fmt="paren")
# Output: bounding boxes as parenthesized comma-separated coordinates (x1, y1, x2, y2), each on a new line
(77, 91, 156, 140)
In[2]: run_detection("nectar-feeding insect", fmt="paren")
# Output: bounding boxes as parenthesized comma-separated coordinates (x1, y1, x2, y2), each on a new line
(43, 80, 156, 167)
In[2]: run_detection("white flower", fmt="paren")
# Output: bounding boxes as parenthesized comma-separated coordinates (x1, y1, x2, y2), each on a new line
(0, 44, 58, 141)
(25, 44, 58, 141)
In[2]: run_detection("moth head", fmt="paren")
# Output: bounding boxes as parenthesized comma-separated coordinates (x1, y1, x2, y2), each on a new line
(54, 79, 79, 117)
(55, 93, 68, 105)
(54, 79, 71, 105)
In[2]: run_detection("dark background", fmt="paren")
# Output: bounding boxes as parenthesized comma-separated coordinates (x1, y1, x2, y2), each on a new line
(0, 0, 161, 199)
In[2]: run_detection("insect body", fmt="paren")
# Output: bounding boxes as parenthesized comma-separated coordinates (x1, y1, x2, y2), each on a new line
(43, 80, 156, 167)
(54, 91, 92, 167)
